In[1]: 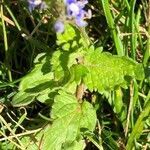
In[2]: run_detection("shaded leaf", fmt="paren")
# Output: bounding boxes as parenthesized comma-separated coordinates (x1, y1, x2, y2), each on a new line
(19, 63, 53, 91)
(11, 52, 64, 106)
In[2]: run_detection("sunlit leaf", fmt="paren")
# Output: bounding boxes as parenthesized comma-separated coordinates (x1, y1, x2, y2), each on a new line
(83, 48, 144, 92)
(42, 91, 96, 150)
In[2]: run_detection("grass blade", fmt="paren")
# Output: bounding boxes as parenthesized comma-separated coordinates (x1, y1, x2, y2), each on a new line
(100, 0, 124, 56)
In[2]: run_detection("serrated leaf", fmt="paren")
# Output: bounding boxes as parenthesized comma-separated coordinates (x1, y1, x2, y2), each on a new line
(83, 48, 144, 92)
(42, 91, 96, 150)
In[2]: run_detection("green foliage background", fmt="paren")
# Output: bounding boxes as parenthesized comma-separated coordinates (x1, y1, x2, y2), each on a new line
(0, 0, 150, 150)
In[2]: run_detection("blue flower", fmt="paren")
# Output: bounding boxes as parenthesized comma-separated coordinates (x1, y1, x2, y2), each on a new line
(75, 10, 87, 27)
(54, 20, 65, 33)
(64, 0, 76, 5)
(28, 0, 47, 12)
(54, 0, 91, 33)
(67, 2, 80, 18)
(65, 0, 91, 27)
(76, 9, 92, 26)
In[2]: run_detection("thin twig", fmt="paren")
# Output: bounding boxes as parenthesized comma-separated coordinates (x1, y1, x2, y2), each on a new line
(0, 130, 24, 150)
(0, 128, 42, 142)
(6, 112, 26, 131)
(0, 115, 24, 147)
(30, 17, 44, 36)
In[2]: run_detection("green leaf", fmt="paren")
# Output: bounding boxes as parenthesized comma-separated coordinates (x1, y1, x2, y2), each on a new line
(102, 130, 119, 150)
(83, 48, 144, 92)
(57, 24, 76, 46)
(62, 140, 85, 150)
(11, 53, 55, 106)
(42, 91, 96, 150)
(12, 91, 36, 107)
(56, 24, 83, 51)
(12, 25, 86, 107)
(19, 63, 53, 92)
(70, 64, 89, 84)
(51, 49, 85, 81)
(52, 24, 86, 80)
(19, 125, 49, 150)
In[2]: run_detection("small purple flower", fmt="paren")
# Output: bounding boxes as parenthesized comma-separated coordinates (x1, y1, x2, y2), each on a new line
(75, 18, 87, 27)
(54, 0, 91, 33)
(28, 0, 47, 12)
(65, 0, 91, 27)
(64, 0, 76, 5)
(54, 20, 65, 33)
(39, 1, 47, 10)
(76, 0, 88, 9)
(67, 3, 80, 19)
(75, 10, 87, 27)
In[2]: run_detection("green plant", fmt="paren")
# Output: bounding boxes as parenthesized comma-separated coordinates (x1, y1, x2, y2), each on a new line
(0, 0, 150, 150)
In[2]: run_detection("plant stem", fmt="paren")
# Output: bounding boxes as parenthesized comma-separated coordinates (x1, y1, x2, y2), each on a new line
(76, 83, 85, 102)
(130, 0, 136, 60)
